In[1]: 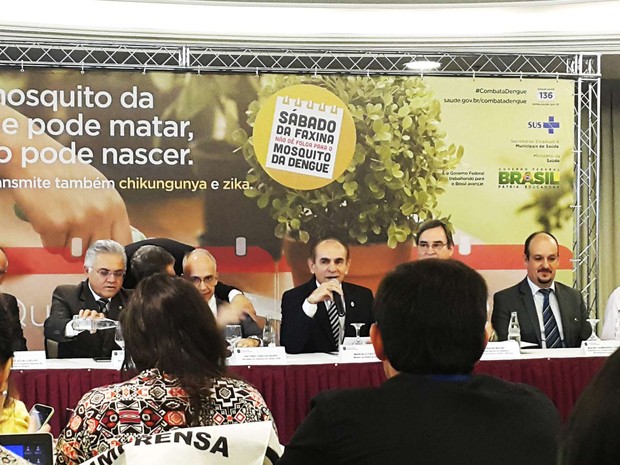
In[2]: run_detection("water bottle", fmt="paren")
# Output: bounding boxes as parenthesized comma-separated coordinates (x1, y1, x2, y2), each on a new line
(71, 315, 118, 332)
(262, 317, 276, 347)
(507, 311, 521, 345)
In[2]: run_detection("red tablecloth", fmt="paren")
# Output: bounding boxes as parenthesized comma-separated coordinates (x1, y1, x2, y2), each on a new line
(11, 356, 607, 444)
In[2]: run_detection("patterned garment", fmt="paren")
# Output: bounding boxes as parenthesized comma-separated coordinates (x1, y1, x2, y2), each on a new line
(55, 368, 275, 465)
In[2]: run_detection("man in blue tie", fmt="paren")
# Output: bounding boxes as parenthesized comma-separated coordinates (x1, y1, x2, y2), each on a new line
(280, 238, 374, 354)
(492, 231, 591, 348)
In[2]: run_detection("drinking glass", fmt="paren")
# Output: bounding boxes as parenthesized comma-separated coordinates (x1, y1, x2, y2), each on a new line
(114, 322, 125, 349)
(262, 317, 277, 347)
(586, 318, 600, 342)
(350, 323, 365, 345)
(225, 325, 243, 349)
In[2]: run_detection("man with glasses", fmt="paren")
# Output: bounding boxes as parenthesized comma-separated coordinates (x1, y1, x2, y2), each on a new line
(415, 219, 454, 260)
(182, 248, 262, 347)
(44, 239, 130, 358)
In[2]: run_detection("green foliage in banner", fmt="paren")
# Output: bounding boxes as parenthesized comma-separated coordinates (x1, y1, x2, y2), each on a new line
(233, 75, 463, 248)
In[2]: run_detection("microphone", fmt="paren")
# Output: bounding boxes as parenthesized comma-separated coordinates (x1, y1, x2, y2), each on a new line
(333, 292, 346, 317)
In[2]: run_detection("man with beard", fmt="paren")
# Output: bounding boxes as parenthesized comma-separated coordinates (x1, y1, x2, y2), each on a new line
(491, 231, 591, 348)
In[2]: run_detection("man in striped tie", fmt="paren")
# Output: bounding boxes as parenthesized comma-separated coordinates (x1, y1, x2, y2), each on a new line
(491, 231, 591, 348)
(280, 237, 375, 354)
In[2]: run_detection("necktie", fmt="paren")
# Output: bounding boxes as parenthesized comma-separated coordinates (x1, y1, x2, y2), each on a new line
(326, 300, 340, 345)
(97, 298, 109, 315)
(539, 288, 562, 348)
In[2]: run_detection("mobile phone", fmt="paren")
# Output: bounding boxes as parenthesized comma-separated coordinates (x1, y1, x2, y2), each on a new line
(28, 404, 54, 430)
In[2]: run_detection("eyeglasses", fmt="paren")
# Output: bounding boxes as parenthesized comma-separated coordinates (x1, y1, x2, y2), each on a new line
(93, 268, 125, 279)
(190, 276, 216, 286)
(417, 241, 447, 251)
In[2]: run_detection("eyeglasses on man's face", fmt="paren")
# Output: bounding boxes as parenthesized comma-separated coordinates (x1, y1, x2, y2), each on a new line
(93, 268, 125, 279)
(417, 241, 448, 251)
(190, 275, 216, 287)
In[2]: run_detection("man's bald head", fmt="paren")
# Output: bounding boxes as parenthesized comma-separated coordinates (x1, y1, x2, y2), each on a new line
(183, 249, 218, 302)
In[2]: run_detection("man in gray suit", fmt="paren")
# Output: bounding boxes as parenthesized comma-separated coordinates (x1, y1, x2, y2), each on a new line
(492, 231, 591, 348)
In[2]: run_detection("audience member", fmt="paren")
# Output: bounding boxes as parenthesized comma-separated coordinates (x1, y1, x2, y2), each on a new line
(280, 238, 374, 354)
(492, 231, 591, 347)
(559, 347, 620, 465)
(279, 259, 561, 465)
(129, 244, 175, 283)
(0, 322, 28, 434)
(44, 240, 130, 358)
(55, 274, 276, 465)
(600, 286, 620, 339)
(415, 219, 454, 259)
(125, 238, 261, 328)
(0, 248, 27, 351)
(183, 249, 262, 347)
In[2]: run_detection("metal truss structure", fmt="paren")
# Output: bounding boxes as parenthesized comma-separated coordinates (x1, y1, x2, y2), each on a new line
(0, 40, 601, 314)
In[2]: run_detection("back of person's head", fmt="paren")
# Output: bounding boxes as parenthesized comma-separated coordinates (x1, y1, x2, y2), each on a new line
(130, 245, 175, 283)
(559, 348, 620, 465)
(122, 273, 227, 376)
(121, 274, 227, 423)
(84, 239, 127, 268)
(374, 259, 487, 374)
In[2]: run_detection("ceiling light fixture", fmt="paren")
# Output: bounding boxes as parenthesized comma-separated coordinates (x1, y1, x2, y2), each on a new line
(404, 60, 442, 71)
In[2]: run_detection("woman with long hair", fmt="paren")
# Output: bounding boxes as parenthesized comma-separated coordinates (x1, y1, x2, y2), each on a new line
(55, 274, 276, 465)
(0, 318, 29, 434)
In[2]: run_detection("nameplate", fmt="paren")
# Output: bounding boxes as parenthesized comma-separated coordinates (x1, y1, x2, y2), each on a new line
(581, 339, 620, 356)
(111, 350, 125, 369)
(480, 341, 521, 360)
(12, 350, 46, 369)
(339, 343, 379, 363)
(228, 346, 287, 365)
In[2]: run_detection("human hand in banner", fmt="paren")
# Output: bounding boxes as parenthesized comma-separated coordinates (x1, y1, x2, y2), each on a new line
(0, 105, 132, 249)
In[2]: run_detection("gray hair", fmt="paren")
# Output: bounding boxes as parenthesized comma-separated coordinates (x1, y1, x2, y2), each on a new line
(182, 248, 217, 274)
(84, 240, 127, 269)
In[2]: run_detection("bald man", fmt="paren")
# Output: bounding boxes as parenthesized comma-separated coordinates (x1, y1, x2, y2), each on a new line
(183, 249, 263, 347)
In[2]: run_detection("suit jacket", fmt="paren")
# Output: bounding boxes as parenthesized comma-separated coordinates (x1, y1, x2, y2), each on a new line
(0, 293, 28, 351)
(279, 373, 560, 465)
(43, 280, 131, 358)
(491, 277, 591, 348)
(280, 277, 374, 354)
(215, 297, 262, 339)
(123, 238, 236, 300)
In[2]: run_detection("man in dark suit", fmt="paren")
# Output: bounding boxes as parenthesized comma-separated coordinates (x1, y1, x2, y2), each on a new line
(280, 238, 374, 354)
(279, 259, 561, 465)
(44, 240, 130, 358)
(492, 231, 591, 348)
(0, 247, 27, 351)
(125, 237, 256, 318)
(183, 248, 263, 347)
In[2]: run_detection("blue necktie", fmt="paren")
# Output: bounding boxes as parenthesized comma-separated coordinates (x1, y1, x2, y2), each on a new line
(539, 288, 562, 348)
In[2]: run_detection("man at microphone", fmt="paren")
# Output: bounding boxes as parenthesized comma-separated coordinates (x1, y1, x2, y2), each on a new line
(280, 237, 375, 354)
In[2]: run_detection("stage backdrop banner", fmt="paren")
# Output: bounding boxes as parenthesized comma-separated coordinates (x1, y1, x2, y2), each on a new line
(0, 70, 574, 349)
